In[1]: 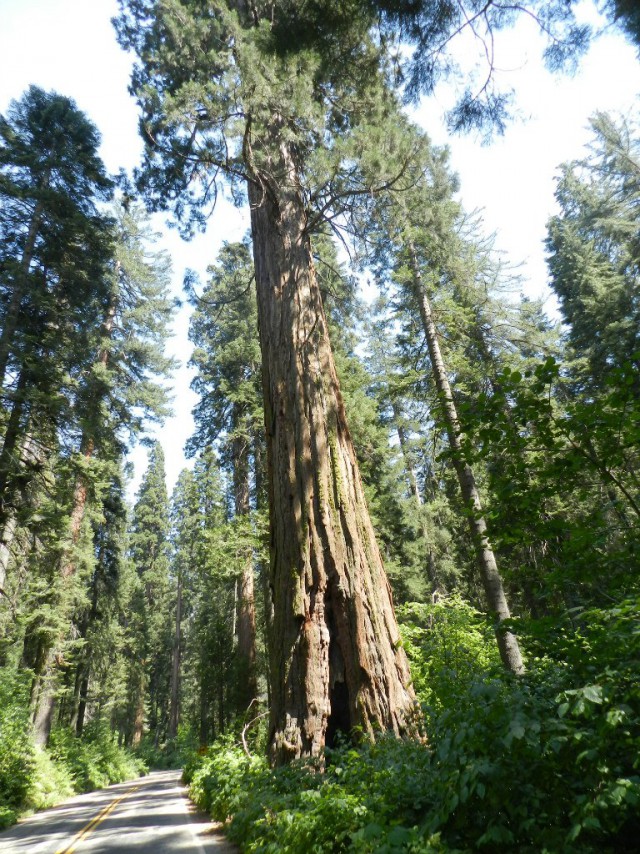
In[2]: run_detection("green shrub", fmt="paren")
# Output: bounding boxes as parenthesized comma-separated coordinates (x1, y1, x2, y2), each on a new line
(0, 806, 17, 830)
(185, 596, 640, 853)
(0, 670, 36, 814)
(398, 596, 501, 714)
(27, 747, 75, 812)
(48, 721, 147, 793)
(189, 735, 268, 819)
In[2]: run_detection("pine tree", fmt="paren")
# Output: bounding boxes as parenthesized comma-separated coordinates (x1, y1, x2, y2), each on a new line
(187, 448, 235, 745)
(547, 112, 640, 392)
(0, 86, 112, 390)
(126, 443, 172, 746)
(167, 469, 200, 740)
(60, 199, 175, 580)
(349, 120, 526, 673)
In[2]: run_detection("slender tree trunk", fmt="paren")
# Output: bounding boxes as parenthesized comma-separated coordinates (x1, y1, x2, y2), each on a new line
(408, 241, 524, 675)
(246, 133, 417, 763)
(168, 567, 182, 740)
(0, 512, 17, 593)
(218, 677, 225, 736)
(393, 405, 421, 505)
(75, 670, 91, 738)
(199, 687, 209, 748)
(0, 189, 49, 389)
(131, 673, 145, 748)
(392, 401, 441, 593)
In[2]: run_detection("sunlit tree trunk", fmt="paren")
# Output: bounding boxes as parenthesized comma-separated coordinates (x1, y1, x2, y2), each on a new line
(408, 240, 524, 675)
(131, 674, 145, 748)
(0, 511, 17, 594)
(247, 131, 417, 763)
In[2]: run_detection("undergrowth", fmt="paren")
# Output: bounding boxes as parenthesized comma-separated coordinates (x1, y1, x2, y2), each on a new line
(136, 726, 198, 770)
(0, 677, 147, 830)
(185, 595, 640, 853)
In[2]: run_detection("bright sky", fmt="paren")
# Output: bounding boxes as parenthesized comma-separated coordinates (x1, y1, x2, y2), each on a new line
(1, 0, 639, 497)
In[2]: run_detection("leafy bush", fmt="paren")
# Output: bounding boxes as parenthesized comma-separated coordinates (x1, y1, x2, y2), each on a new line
(138, 725, 199, 770)
(0, 671, 147, 826)
(398, 596, 501, 713)
(48, 721, 147, 792)
(189, 735, 267, 820)
(26, 747, 75, 812)
(186, 596, 640, 852)
(0, 670, 35, 823)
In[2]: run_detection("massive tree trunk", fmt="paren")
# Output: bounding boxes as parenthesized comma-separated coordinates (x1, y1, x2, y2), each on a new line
(32, 662, 58, 746)
(232, 427, 258, 711)
(408, 241, 524, 675)
(0, 432, 39, 594)
(246, 134, 417, 764)
(59, 437, 94, 580)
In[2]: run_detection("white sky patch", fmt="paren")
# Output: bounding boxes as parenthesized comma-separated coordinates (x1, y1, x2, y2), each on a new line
(1, 0, 639, 497)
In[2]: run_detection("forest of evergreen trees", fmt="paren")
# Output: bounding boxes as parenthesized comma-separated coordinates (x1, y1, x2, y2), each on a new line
(1, 1, 639, 851)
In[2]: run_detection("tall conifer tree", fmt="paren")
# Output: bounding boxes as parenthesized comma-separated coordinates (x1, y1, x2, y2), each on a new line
(126, 443, 172, 746)
(116, 0, 417, 761)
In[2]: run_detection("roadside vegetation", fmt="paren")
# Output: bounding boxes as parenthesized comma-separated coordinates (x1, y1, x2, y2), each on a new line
(2, 2, 640, 850)
(185, 597, 640, 853)
(0, 673, 146, 829)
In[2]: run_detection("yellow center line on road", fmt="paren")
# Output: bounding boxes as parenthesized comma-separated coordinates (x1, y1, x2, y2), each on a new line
(54, 783, 142, 854)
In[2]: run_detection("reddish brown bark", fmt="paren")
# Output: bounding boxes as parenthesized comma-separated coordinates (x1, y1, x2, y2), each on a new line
(132, 686, 145, 748)
(30, 295, 118, 738)
(247, 134, 417, 763)
(60, 294, 115, 578)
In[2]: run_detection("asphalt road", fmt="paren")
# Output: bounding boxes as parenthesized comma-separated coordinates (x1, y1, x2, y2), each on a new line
(0, 770, 237, 853)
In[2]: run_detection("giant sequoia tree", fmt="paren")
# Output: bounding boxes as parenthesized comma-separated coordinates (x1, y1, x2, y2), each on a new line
(115, 0, 417, 761)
